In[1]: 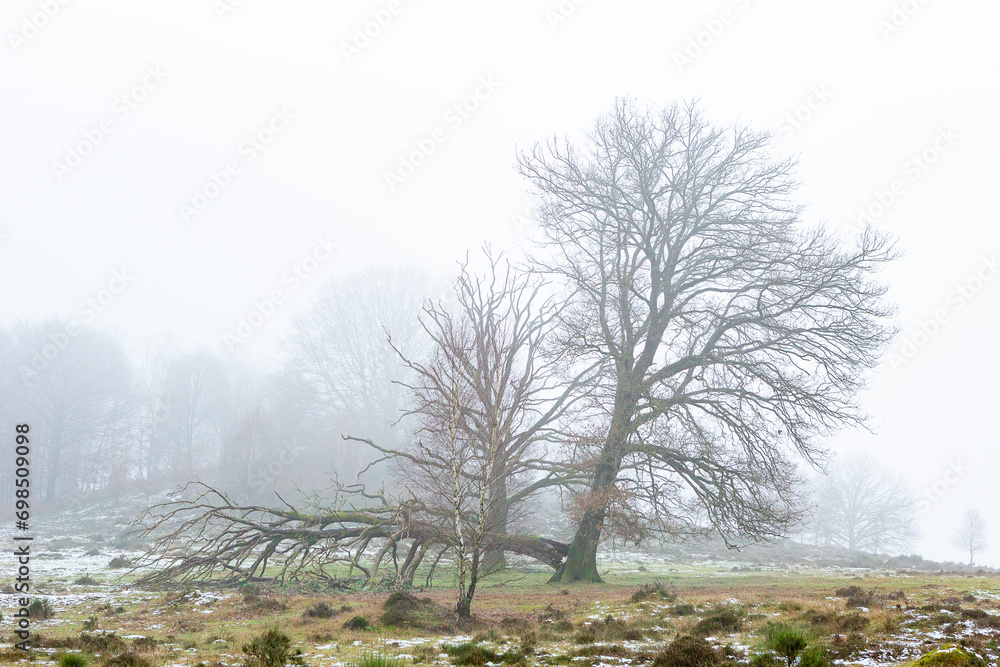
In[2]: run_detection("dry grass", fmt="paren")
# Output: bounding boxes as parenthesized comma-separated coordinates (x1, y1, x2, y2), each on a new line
(2, 569, 997, 665)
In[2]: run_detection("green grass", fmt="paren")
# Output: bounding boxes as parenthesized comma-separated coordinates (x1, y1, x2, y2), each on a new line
(350, 652, 407, 667)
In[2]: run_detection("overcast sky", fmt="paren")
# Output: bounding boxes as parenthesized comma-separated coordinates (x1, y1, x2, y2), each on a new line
(2, 0, 997, 565)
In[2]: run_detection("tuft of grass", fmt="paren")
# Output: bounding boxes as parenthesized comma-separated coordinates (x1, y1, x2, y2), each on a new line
(107, 556, 132, 569)
(99, 653, 154, 667)
(797, 645, 830, 667)
(75, 574, 99, 585)
(350, 652, 406, 667)
(749, 655, 782, 667)
(760, 623, 807, 667)
(58, 654, 92, 667)
(241, 626, 307, 667)
(82, 615, 99, 631)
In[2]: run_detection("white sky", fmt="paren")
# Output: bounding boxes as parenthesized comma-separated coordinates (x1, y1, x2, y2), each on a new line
(1, 0, 998, 566)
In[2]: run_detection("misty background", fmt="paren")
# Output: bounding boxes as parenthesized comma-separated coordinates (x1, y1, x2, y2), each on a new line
(1, 1, 998, 565)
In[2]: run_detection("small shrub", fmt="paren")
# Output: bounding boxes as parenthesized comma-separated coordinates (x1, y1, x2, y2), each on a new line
(828, 633, 866, 660)
(443, 642, 527, 667)
(631, 580, 678, 603)
(343, 616, 373, 631)
(573, 616, 647, 644)
(240, 626, 307, 667)
(82, 616, 99, 631)
(673, 603, 697, 616)
(107, 556, 131, 569)
(240, 585, 285, 613)
(380, 591, 449, 630)
(80, 632, 128, 654)
(652, 635, 727, 667)
(694, 606, 744, 636)
(303, 601, 335, 618)
(85, 548, 101, 556)
(131, 636, 157, 652)
(28, 598, 54, 619)
(444, 643, 500, 666)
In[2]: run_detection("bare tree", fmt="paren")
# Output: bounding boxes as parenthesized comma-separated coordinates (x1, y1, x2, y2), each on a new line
(10, 321, 133, 502)
(953, 509, 988, 566)
(352, 253, 590, 614)
(518, 100, 896, 581)
(156, 350, 225, 482)
(812, 453, 917, 553)
(285, 267, 434, 483)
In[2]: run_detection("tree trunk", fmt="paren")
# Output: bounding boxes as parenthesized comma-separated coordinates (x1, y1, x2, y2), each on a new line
(45, 434, 62, 502)
(550, 509, 605, 583)
(550, 388, 633, 583)
(483, 485, 508, 573)
(457, 597, 472, 618)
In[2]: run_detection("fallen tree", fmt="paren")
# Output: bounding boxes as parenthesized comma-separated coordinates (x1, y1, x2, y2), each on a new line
(130, 482, 568, 589)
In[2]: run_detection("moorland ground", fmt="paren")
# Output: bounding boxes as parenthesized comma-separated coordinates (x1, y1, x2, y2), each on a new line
(1, 501, 997, 666)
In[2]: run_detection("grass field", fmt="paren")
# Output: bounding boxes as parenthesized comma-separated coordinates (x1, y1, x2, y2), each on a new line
(1, 505, 997, 666)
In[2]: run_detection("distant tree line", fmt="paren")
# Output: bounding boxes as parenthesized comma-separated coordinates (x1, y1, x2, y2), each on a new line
(0, 268, 432, 509)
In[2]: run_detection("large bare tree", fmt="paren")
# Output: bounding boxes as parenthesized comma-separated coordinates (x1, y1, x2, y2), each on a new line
(518, 100, 896, 582)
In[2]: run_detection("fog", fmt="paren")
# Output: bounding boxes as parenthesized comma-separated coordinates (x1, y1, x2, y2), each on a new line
(1, 1, 998, 568)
